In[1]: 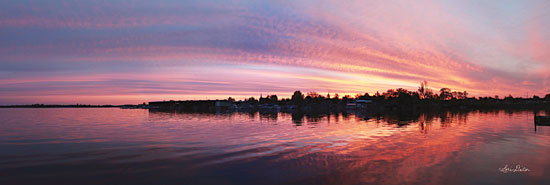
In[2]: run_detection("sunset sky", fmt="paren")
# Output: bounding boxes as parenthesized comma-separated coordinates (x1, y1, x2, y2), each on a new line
(1, 0, 549, 105)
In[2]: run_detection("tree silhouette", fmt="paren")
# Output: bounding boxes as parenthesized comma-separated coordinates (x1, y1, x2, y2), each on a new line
(227, 97, 235, 102)
(307, 92, 320, 98)
(269, 95, 278, 103)
(418, 80, 428, 99)
(504, 94, 514, 100)
(439, 88, 452, 100)
(291, 91, 304, 105)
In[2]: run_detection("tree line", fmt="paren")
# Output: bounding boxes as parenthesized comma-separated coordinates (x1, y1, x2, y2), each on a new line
(229, 81, 549, 104)
(223, 81, 550, 111)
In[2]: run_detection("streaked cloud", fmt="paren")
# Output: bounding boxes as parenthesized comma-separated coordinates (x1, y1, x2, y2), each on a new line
(0, 0, 548, 104)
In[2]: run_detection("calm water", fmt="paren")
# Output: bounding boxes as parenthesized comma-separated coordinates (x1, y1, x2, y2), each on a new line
(1, 108, 549, 185)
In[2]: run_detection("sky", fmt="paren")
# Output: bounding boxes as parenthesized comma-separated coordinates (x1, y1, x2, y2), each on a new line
(1, 0, 549, 105)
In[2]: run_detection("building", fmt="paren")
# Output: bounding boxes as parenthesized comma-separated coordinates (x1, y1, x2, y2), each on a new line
(346, 100, 373, 109)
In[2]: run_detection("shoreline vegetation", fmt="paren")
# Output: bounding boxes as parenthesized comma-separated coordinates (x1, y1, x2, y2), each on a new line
(0, 104, 121, 108)
(148, 83, 550, 113)
(3, 83, 550, 112)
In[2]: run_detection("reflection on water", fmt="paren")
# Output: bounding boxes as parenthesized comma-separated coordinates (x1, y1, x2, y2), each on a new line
(0, 108, 549, 185)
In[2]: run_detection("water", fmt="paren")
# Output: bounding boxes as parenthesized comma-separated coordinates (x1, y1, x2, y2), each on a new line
(0, 108, 549, 185)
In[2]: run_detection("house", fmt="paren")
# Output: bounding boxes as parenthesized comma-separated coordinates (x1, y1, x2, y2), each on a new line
(346, 100, 373, 109)
(215, 100, 235, 111)
(215, 100, 233, 107)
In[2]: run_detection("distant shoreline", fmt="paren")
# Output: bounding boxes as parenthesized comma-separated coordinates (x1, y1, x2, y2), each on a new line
(0, 105, 121, 108)
(146, 89, 550, 113)
(3, 87, 549, 111)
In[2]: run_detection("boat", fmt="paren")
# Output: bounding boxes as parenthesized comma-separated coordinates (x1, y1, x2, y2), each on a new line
(535, 115, 550, 126)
